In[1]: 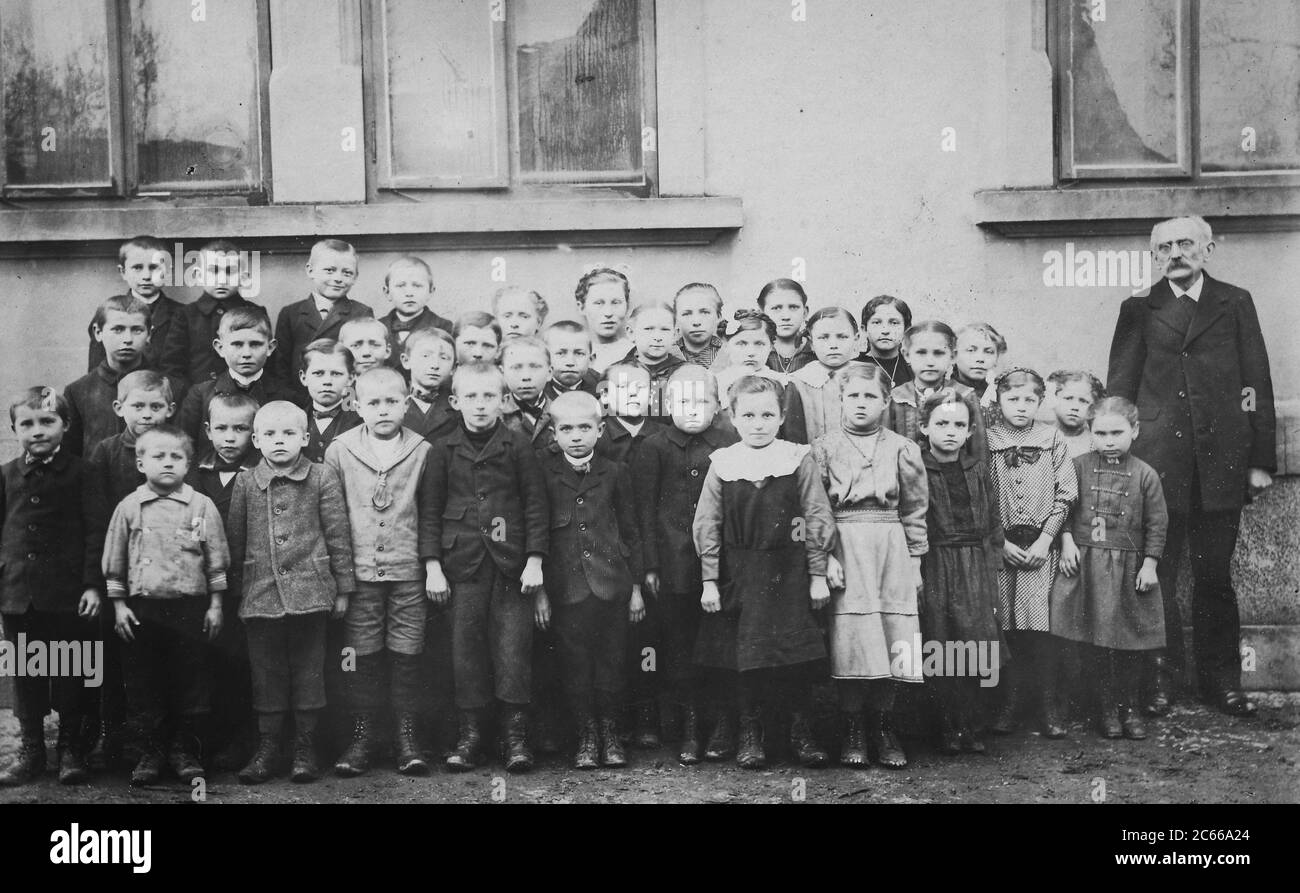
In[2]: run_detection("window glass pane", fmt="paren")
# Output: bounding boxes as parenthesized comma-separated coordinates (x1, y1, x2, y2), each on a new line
(1065, 0, 1184, 170)
(1200, 0, 1300, 173)
(514, 0, 644, 181)
(382, 0, 504, 185)
(1, 0, 113, 187)
(129, 0, 261, 190)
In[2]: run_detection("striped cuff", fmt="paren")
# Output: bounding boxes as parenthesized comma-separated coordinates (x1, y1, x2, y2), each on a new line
(207, 572, 228, 593)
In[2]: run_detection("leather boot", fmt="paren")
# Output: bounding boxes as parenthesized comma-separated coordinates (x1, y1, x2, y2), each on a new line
(1145, 653, 1173, 716)
(1120, 655, 1148, 740)
(788, 712, 828, 768)
(333, 713, 379, 777)
(88, 719, 124, 771)
(167, 719, 205, 783)
(291, 726, 322, 783)
(1039, 638, 1068, 739)
(130, 741, 165, 787)
(868, 710, 907, 769)
(678, 703, 702, 765)
(445, 710, 483, 772)
(704, 711, 736, 761)
(501, 706, 534, 774)
(990, 665, 1022, 735)
(839, 711, 869, 768)
(57, 713, 90, 785)
(1094, 649, 1123, 739)
(574, 714, 600, 770)
(394, 714, 429, 776)
(0, 716, 46, 786)
(239, 734, 281, 784)
(632, 699, 660, 749)
(736, 712, 765, 770)
(598, 715, 627, 767)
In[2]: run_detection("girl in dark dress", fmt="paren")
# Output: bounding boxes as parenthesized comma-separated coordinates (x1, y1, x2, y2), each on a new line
(693, 375, 835, 770)
(917, 389, 1006, 755)
(855, 294, 915, 391)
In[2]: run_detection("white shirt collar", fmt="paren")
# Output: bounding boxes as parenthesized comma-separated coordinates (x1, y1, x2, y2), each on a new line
(1169, 274, 1204, 302)
(563, 451, 594, 470)
(229, 368, 264, 387)
(312, 292, 336, 315)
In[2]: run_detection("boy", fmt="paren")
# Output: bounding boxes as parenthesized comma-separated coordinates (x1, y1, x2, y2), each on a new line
(634, 366, 739, 763)
(543, 320, 600, 401)
(324, 369, 438, 777)
(159, 239, 263, 401)
(102, 425, 229, 786)
(426, 362, 549, 773)
(500, 337, 556, 450)
(621, 303, 686, 422)
(759, 279, 815, 374)
(339, 317, 393, 377)
(493, 286, 548, 341)
(87, 236, 182, 373)
(179, 307, 300, 449)
(228, 401, 355, 784)
(66, 295, 155, 455)
(401, 327, 460, 444)
(379, 256, 453, 361)
(0, 388, 102, 786)
(453, 311, 502, 365)
(185, 391, 260, 769)
(597, 362, 662, 465)
(273, 239, 374, 394)
(533, 392, 643, 769)
(83, 370, 175, 769)
(575, 268, 632, 375)
(299, 339, 362, 463)
(673, 283, 726, 368)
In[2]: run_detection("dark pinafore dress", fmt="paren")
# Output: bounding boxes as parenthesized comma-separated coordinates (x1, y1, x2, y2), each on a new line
(693, 472, 827, 672)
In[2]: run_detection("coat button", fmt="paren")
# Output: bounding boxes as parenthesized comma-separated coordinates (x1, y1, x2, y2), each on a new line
(1181, 351, 1189, 358)
(378, 569, 386, 577)
(29, 496, 38, 504)
(26, 552, 36, 560)
(1178, 391, 1186, 398)
(579, 523, 587, 531)
(274, 508, 283, 515)
(377, 545, 385, 552)
(27, 524, 35, 531)
(277, 537, 286, 545)
(1175, 431, 1183, 438)
(583, 550, 591, 558)
(576, 497, 584, 505)
(690, 469, 700, 477)
(280, 568, 288, 575)
(379, 521, 386, 527)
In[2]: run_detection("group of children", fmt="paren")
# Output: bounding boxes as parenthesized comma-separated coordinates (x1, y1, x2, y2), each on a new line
(0, 235, 1170, 790)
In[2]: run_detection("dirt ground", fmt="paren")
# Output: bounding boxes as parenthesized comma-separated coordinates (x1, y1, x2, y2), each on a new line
(1, 694, 1296, 805)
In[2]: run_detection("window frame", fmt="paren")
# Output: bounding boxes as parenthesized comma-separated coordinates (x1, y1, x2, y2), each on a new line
(0, 0, 273, 200)
(361, 0, 659, 200)
(1050, 0, 1300, 184)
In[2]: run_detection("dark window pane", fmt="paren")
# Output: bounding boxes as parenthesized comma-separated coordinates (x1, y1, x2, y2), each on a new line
(381, 0, 506, 187)
(1, 0, 113, 188)
(1200, 0, 1300, 173)
(514, 0, 645, 182)
(1063, 0, 1187, 174)
(128, 0, 261, 191)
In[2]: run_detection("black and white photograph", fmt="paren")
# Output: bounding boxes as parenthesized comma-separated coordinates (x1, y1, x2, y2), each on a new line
(0, 0, 1295, 844)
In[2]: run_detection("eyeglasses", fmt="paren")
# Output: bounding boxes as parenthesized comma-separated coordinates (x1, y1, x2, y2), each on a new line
(1153, 239, 1199, 256)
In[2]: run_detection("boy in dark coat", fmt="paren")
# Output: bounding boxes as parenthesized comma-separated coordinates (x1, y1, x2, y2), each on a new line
(86, 236, 182, 374)
(66, 295, 156, 455)
(426, 363, 549, 773)
(535, 392, 643, 769)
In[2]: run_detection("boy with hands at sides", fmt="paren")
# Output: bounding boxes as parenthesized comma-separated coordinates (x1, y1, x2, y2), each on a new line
(425, 362, 549, 774)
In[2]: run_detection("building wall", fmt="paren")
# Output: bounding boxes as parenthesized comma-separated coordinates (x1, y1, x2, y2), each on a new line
(0, 0, 1294, 685)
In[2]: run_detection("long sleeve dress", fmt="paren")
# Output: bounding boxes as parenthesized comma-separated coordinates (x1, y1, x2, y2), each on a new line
(885, 379, 989, 466)
(986, 420, 1077, 632)
(691, 440, 833, 673)
(812, 427, 928, 681)
(1050, 452, 1168, 651)
(789, 360, 869, 445)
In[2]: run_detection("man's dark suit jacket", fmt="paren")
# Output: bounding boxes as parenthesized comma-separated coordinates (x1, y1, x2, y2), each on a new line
(1107, 273, 1276, 514)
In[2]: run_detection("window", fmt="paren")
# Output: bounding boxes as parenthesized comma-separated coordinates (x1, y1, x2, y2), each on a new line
(0, 0, 270, 197)
(370, 0, 657, 192)
(1053, 0, 1300, 180)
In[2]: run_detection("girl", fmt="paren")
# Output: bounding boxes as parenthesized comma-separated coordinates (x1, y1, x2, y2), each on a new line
(575, 267, 633, 375)
(953, 323, 1007, 427)
(886, 321, 988, 463)
(492, 286, 548, 341)
(812, 364, 928, 769)
(917, 390, 1005, 755)
(694, 375, 834, 770)
(856, 295, 914, 390)
(789, 307, 866, 443)
(1047, 369, 1106, 458)
(713, 309, 807, 441)
(757, 279, 816, 375)
(1053, 397, 1168, 740)
(986, 368, 1077, 738)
